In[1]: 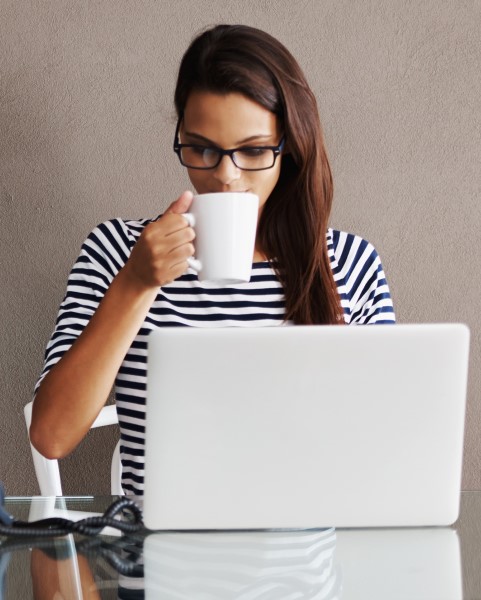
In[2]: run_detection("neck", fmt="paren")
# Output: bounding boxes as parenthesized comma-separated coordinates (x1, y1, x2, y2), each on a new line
(253, 248, 268, 263)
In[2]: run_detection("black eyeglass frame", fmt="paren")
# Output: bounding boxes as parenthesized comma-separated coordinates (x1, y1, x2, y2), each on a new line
(173, 118, 285, 171)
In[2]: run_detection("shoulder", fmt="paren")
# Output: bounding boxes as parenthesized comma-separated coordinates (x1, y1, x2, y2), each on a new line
(87, 218, 151, 243)
(327, 228, 382, 274)
(327, 228, 395, 324)
(83, 218, 152, 253)
(75, 218, 152, 277)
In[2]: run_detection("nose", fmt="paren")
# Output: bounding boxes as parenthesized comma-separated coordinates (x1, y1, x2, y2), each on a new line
(212, 155, 241, 186)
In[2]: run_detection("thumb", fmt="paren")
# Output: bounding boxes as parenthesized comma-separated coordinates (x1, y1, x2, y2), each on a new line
(167, 190, 194, 215)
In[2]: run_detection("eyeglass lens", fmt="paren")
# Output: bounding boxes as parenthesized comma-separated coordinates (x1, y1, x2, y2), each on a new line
(179, 146, 276, 170)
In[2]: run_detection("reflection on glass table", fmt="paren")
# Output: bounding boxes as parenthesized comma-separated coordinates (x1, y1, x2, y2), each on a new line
(143, 528, 461, 599)
(144, 528, 339, 598)
(334, 528, 461, 600)
(0, 494, 479, 599)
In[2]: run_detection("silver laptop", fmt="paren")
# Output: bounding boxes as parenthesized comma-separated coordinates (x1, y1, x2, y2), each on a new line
(143, 324, 469, 529)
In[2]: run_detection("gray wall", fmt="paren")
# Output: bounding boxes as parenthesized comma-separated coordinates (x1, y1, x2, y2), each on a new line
(0, 0, 480, 495)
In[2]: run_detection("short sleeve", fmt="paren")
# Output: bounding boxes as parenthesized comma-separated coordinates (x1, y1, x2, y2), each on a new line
(330, 230, 396, 325)
(33, 219, 138, 394)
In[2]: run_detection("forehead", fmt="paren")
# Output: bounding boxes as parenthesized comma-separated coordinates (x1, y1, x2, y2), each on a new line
(182, 91, 279, 144)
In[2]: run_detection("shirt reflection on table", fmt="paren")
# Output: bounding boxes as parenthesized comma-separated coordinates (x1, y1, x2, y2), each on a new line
(26, 523, 462, 599)
(28, 528, 340, 600)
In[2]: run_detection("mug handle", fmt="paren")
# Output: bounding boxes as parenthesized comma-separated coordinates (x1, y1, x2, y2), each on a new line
(182, 213, 202, 273)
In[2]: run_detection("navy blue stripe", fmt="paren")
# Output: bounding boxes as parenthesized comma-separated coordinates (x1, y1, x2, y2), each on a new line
(65, 290, 102, 302)
(117, 392, 146, 405)
(119, 470, 144, 484)
(121, 459, 145, 469)
(120, 442, 145, 457)
(67, 278, 108, 295)
(83, 243, 118, 275)
(142, 307, 285, 322)
(117, 354, 147, 366)
(119, 420, 145, 434)
(153, 299, 285, 310)
(120, 431, 146, 445)
(163, 283, 281, 295)
(121, 484, 139, 495)
(49, 330, 77, 343)
(71, 266, 111, 288)
(97, 222, 130, 264)
(55, 321, 86, 333)
(118, 366, 147, 377)
(116, 378, 146, 391)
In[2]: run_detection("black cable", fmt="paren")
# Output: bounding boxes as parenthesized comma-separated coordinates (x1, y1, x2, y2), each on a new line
(76, 536, 145, 577)
(0, 484, 145, 538)
(0, 534, 146, 577)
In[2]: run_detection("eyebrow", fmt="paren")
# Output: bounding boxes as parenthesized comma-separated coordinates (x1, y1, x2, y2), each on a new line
(182, 130, 274, 146)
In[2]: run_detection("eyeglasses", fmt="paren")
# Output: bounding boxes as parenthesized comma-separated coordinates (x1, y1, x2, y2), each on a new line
(173, 118, 285, 171)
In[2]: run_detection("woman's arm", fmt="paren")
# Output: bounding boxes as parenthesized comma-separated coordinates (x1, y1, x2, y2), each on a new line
(30, 192, 194, 459)
(31, 548, 101, 600)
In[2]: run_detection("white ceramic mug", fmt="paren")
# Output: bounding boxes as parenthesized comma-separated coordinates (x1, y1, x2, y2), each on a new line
(183, 192, 259, 283)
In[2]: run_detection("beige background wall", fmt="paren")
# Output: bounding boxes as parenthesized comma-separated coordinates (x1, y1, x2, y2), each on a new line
(0, 0, 480, 495)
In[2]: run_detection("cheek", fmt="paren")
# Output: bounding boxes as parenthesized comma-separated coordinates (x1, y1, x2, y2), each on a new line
(258, 166, 282, 203)
(187, 170, 209, 193)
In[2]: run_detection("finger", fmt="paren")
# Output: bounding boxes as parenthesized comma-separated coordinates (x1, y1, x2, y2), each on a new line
(156, 248, 194, 286)
(165, 260, 191, 284)
(166, 242, 195, 262)
(165, 190, 194, 215)
(165, 224, 196, 246)
(149, 212, 195, 237)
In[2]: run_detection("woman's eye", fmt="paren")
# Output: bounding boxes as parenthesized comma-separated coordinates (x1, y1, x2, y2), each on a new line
(239, 148, 268, 158)
(192, 146, 208, 155)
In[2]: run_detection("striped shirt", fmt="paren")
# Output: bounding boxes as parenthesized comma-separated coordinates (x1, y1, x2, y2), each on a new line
(35, 218, 395, 494)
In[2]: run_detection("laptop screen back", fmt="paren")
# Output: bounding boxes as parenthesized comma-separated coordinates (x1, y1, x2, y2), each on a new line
(144, 324, 469, 529)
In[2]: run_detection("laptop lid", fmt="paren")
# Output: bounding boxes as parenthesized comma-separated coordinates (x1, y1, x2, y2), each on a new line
(143, 324, 469, 529)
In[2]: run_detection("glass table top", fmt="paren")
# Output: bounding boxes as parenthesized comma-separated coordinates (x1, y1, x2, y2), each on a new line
(1, 491, 481, 599)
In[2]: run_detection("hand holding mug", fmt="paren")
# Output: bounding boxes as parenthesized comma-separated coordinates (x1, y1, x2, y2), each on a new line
(124, 191, 195, 288)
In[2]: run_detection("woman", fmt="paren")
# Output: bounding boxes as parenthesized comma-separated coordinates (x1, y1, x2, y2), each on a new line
(31, 25, 395, 495)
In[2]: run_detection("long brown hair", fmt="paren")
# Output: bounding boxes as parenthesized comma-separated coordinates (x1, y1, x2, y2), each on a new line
(174, 24, 343, 324)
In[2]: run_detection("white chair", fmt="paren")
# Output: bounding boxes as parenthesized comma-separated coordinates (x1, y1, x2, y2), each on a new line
(24, 401, 123, 496)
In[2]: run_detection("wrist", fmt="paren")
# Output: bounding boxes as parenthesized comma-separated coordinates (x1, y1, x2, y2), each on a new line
(114, 264, 160, 303)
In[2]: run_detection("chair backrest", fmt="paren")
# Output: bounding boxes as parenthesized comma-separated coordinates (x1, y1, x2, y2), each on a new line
(24, 402, 123, 496)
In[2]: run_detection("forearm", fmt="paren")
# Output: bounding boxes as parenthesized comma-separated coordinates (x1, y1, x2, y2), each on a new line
(30, 267, 158, 459)
(31, 195, 194, 459)
(31, 549, 101, 600)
